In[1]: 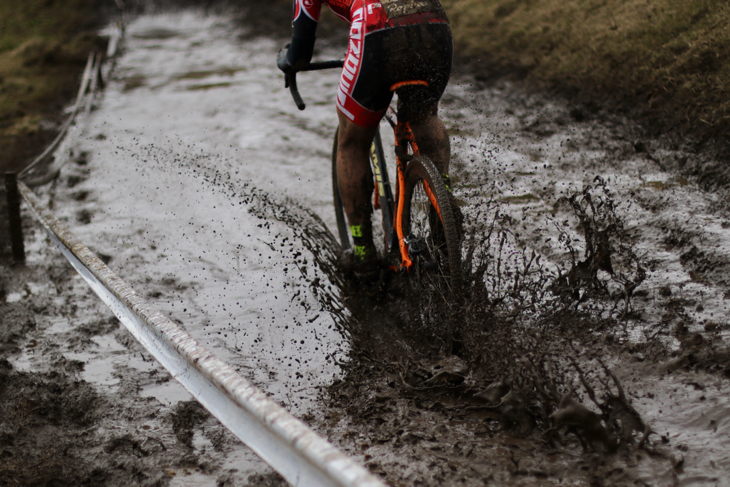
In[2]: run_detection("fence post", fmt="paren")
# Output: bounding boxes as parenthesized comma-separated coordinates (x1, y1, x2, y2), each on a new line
(5, 172, 25, 264)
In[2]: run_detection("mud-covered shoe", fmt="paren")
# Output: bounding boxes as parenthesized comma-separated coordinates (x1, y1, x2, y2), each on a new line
(339, 243, 381, 283)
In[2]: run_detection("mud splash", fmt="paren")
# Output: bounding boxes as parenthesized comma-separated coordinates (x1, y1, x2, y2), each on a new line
(3, 4, 730, 486)
(320, 77, 730, 484)
(323, 176, 673, 485)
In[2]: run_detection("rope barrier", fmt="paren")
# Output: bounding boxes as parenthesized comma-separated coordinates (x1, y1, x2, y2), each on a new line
(18, 53, 95, 180)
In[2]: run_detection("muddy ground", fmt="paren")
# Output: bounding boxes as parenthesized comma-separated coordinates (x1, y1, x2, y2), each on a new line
(2, 3, 730, 487)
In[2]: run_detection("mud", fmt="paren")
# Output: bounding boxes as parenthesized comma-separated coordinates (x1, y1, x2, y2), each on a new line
(2, 4, 730, 487)
(320, 197, 669, 485)
(311, 74, 730, 485)
(0, 262, 289, 486)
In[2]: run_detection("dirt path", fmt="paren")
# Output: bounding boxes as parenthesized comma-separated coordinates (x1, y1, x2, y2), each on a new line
(2, 7, 729, 487)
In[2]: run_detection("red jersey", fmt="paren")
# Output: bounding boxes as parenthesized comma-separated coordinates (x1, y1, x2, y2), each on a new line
(286, 0, 450, 126)
(294, 0, 353, 23)
(293, 0, 446, 36)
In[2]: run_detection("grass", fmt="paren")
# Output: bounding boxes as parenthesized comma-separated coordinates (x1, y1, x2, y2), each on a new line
(441, 0, 730, 148)
(0, 0, 104, 172)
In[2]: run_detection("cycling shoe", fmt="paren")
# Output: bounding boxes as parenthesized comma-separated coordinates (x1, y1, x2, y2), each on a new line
(338, 246, 383, 284)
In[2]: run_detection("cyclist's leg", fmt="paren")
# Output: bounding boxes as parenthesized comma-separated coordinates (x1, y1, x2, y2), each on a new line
(334, 0, 392, 263)
(404, 102, 450, 176)
(335, 110, 379, 261)
(387, 19, 452, 179)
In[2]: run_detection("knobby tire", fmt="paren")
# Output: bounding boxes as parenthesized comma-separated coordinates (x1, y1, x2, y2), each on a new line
(401, 156, 463, 344)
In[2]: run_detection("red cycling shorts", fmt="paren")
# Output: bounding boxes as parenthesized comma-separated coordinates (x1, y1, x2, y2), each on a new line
(336, 0, 452, 127)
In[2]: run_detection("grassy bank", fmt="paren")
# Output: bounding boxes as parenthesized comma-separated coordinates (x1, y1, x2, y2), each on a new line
(0, 0, 105, 173)
(4, 0, 726, 169)
(442, 0, 730, 150)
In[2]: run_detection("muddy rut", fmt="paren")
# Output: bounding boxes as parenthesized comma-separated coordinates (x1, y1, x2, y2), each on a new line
(1, 6, 729, 487)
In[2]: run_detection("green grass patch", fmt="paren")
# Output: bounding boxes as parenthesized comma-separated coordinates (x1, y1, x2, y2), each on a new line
(442, 0, 730, 148)
(0, 0, 104, 172)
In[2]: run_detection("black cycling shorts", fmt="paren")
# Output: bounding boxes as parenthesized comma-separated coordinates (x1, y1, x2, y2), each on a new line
(336, 2, 452, 127)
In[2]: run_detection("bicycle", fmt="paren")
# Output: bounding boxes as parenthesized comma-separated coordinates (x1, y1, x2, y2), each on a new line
(284, 61, 463, 329)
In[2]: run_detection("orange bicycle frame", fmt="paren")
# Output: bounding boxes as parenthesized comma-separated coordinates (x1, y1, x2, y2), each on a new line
(388, 80, 444, 273)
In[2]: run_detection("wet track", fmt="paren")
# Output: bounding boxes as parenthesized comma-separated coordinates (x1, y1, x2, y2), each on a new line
(10, 12, 350, 483)
(4, 8, 730, 486)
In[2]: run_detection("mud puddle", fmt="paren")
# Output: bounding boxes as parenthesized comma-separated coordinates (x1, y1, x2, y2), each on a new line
(2, 9, 343, 486)
(319, 74, 730, 485)
(0, 250, 285, 485)
(3, 5, 730, 486)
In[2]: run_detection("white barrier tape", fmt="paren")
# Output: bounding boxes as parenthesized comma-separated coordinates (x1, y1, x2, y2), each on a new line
(18, 181, 386, 487)
(25, 26, 123, 188)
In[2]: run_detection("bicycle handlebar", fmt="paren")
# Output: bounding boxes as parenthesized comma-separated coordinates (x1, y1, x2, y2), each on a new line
(286, 60, 345, 111)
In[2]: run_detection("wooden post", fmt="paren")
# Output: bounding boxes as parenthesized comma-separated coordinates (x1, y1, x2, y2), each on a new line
(5, 172, 25, 264)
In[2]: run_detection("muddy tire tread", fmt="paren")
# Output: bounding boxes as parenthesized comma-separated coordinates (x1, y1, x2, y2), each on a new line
(403, 155, 463, 297)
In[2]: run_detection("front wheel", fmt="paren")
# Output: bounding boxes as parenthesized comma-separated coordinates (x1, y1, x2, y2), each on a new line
(402, 156, 463, 343)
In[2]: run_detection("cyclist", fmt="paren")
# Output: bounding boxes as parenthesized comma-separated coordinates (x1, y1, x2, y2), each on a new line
(277, 0, 453, 274)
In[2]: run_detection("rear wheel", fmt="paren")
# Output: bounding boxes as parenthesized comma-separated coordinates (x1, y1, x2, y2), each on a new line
(401, 156, 463, 342)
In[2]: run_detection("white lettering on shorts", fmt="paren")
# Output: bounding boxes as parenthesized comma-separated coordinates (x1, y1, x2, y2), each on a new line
(336, 86, 355, 120)
(335, 6, 367, 123)
(338, 7, 364, 97)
